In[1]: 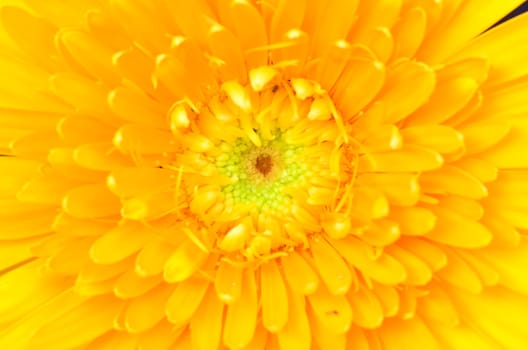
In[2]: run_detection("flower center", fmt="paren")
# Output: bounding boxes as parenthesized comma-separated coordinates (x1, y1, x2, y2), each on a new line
(168, 70, 352, 261)
(215, 135, 305, 215)
(255, 154, 272, 175)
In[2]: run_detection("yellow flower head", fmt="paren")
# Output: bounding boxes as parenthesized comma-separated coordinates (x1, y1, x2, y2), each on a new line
(1, 0, 528, 349)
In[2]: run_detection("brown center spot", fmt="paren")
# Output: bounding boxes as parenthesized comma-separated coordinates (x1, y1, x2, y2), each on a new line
(255, 153, 273, 175)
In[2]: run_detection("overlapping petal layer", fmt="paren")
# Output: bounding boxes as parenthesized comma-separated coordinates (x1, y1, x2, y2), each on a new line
(1, 0, 528, 349)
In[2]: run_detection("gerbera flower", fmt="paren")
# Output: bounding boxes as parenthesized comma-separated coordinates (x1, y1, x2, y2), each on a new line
(1, 0, 528, 348)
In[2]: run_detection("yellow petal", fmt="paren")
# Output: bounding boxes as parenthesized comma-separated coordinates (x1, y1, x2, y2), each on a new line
(58, 29, 119, 85)
(0, 157, 41, 197)
(437, 249, 483, 294)
(408, 77, 479, 126)
(114, 124, 177, 155)
(89, 221, 149, 264)
(361, 125, 402, 153)
(223, 268, 258, 349)
(29, 295, 124, 350)
(358, 173, 420, 206)
(332, 238, 406, 285)
(112, 47, 157, 96)
(386, 246, 432, 286)
(0, 237, 35, 272)
(378, 316, 440, 350)
(73, 142, 132, 171)
(277, 288, 311, 350)
(110, 0, 170, 53)
(359, 146, 443, 173)
(350, 0, 402, 42)
(391, 6, 426, 59)
(426, 205, 493, 248)
(281, 251, 319, 295)
(360, 219, 400, 247)
(113, 270, 161, 299)
(0, 260, 69, 324)
(77, 257, 131, 285)
(459, 121, 510, 155)
(309, 237, 352, 295)
(269, 0, 306, 43)
(62, 183, 121, 219)
(208, 24, 247, 82)
(0, 202, 55, 239)
(163, 238, 208, 283)
(139, 321, 183, 350)
(348, 286, 384, 329)
(390, 207, 436, 236)
(417, 0, 524, 65)
(165, 277, 209, 327)
(190, 286, 225, 350)
(0, 288, 86, 350)
(378, 60, 435, 124)
(135, 238, 175, 277)
(230, 0, 268, 68)
(310, 0, 358, 57)
(431, 323, 497, 350)
(108, 87, 167, 128)
(345, 327, 371, 350)
(107, 167, 175, 198)
(334, 48, 385, 117)
(438, 56, 490, 84)
(444, 9, 528, 85)
(165, 0, 215, 47)
(356, 27, 394, 63)
(307, 285, 352, 334)
(85, 331, 138, 350)
(17, 169, 82, 205)
(0, 6, 57, 70)
(49, 73, 118, 124)
(418, 286, 459, 326)
(401, 125, 464, 155)
(260, 260, 288, 333)
(446, 286, 528, 349)
(456, 250, 499, 287)
(309, 307, 346, 350)
(10, 130, 62, 160)
(371, 283, 399, 317)
(398, 238, 447, 272)
(476, 239, 528, 294)
(420, 165, 488, 199)
(124, 285, 173, 333)
(454, 157, 498, 183)
(47, 237, 92, 276)
(214, 260, 243, 304)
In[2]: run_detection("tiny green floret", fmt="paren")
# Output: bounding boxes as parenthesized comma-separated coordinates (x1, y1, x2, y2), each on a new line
(215, 133, 306, 213)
